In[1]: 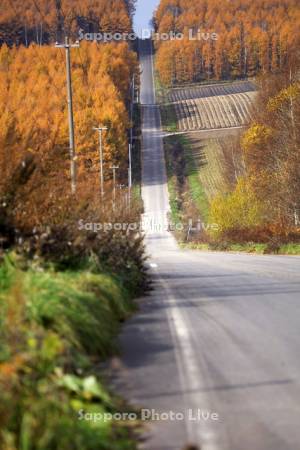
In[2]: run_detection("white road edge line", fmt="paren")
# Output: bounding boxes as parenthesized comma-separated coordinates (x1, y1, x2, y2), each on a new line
(158, 274, 219, 450)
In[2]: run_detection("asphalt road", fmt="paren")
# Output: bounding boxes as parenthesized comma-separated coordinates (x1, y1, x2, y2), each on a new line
(110, 39, 300, 450)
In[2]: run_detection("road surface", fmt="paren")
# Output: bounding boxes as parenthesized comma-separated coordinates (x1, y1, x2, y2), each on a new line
(110, 39, 300, 450)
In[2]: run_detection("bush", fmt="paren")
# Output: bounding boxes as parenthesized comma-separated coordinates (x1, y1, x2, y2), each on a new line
(209, 177, 265, 239)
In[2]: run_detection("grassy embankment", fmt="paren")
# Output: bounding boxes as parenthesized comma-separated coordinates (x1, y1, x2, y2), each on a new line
(183, 241, 300, 254)
(164, 133, 223, 237)
(0, 247, 145, 450)
(155, 75, 178, 133)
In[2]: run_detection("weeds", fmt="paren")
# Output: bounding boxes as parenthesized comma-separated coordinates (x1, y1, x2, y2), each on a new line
(0, 253, 141, 450)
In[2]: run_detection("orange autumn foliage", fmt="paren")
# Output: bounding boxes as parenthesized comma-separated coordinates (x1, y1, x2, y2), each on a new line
(0, 41, 138, 226)
(154, 0, 300, 85)
(0, 0, 136, 44)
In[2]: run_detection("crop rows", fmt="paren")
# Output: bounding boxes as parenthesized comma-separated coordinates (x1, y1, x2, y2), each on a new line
(168, 81, 257, 131)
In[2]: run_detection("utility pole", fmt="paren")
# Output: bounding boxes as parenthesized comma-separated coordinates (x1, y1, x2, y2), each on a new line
(110, 166, 119, 210)
(128, 75, 135, 209)
(55, 37, 79, 194)
(118, 184, 127, 208)
(93, 126, 108, 199)
(128, 142, 132, 195)
(130, 75, 135, 149)
(24, 24, 28, 47)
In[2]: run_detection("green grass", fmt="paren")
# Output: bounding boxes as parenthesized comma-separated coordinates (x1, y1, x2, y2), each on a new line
(181, 242, 266, 253)
(25, 269, 132, 358)
(160, 103, 178, 132)
(187, 136, 228, 200)
(164, 139, 182, 225)
(182, 242, 300, 255)
(154, 69, 167, 103)
(227, 243, 267, 254)
(164, 134, 210, 221)
(183, 138, 210, 222)
(154, 70, 178, 132)
(0, 253, 140, 450)
(278, 244, 300, 255)
(167, 174, 182, 225)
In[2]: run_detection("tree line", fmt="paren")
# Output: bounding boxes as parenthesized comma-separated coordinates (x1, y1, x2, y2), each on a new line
(0, 0, 139, 229)
(154, 0, 300, 86)
(0, 0, 137, 45)
(0, 40, 138, 226)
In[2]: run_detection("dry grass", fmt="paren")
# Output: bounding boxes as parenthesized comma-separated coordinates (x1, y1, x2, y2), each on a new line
(185, 129, 243, 199)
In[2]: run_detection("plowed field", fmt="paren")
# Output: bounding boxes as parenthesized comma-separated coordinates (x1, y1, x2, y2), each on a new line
(165, 81, 257, 131)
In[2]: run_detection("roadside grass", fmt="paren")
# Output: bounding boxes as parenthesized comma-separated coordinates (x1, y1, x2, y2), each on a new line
(0, 253, 142, 450)
(182, 242, 267, 254)
(154, 70, 166, 103)
(164, 134, 220, 224)
(186, 135, 228, 200)
(181, 242, 300, 255)
(160, 104, 178, 132)
(278, 244, 300, 255)
(154, 71, 178, 132)
(164, 144, 182, 226)
(183, 137, 210, 222)
(157, 77, 228, 223)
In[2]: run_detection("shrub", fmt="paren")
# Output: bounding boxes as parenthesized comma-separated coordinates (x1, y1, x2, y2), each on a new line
(209, 177, 265, 239)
